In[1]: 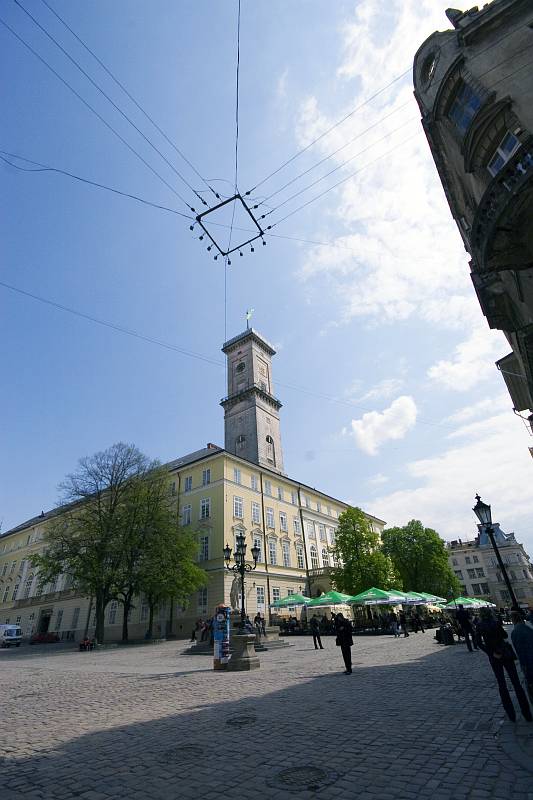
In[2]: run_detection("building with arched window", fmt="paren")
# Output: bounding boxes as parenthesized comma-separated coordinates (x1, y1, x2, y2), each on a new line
(414, 1, 533, 418)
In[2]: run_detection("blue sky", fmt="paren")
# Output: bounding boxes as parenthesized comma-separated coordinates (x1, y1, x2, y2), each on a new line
(2, 0, 532, 554)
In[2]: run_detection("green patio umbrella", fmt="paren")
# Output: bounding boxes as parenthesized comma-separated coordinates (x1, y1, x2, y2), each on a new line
(417, 592, 447, 603)
(443, 596, 479, 609)
(348, 587, 406, 605)
(270, 593, 310, 608)
(402, 591, 430, 605)
(306, 590, 353, 608)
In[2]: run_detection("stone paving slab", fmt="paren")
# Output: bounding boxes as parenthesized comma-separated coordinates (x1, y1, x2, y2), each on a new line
(1, 633, 532, 800)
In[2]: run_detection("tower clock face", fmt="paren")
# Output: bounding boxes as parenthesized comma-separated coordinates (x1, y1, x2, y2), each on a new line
(236, 362, 246, 373)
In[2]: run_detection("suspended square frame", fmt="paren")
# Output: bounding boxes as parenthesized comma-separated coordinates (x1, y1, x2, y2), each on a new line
(195, 193, 265, 257)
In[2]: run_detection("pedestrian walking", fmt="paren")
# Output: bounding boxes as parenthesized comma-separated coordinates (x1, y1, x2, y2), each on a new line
(310, 614, 324, 650)
(253, 613, 262, 638)
(455, 605, 477, 652)
(399, 610, 409, 637)
(335, 613, 353, 674)
(412, 611, 425, 633)
(476, 608, 532, 722)
(389, 611, 400, 638)
(511, 611, 533, 703)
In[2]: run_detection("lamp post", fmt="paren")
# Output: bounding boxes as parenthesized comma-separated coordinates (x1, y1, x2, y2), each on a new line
(472, 494, 519, 611)
(223, 532, 260, 628)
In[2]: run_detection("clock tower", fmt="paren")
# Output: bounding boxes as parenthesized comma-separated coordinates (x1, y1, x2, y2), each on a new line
(221, 328, 285, 474)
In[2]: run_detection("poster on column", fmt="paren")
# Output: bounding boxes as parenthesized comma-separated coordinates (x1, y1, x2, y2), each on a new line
(213, 605, 231, 670)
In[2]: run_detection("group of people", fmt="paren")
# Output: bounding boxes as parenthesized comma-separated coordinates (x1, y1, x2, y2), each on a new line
(309, 613, 353, 673)
(190, 618, 212, 644)
(453, 604, 533, 722)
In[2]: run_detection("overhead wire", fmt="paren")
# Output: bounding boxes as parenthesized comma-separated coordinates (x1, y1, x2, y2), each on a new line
(0, 279, 457, 431)
(13, 0, 208, 208)
(0, 16, 196, 212)
(37, 0, 220, 202)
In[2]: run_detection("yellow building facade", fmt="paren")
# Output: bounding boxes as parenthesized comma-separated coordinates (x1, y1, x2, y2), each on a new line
(0, 328, 385, 641)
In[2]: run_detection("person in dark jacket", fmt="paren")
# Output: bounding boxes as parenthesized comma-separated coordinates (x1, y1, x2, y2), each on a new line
(399, 610, 409, 637)
(455, 605, 477, 652)
(511, 611, 533, 702)
(335, 613, 353, 674)
(476, 608, 532, 722)
(310, 615, 324, 650)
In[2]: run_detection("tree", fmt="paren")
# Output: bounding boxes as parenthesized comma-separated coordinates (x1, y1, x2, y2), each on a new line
(138, 524, 207, 638)
(331, 507, 400, 596)
(32, 443, 155, 643)
(381, 519, 461, 597)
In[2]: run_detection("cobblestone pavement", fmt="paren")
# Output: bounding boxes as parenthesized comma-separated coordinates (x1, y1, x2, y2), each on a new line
(1, 631, 532, 800)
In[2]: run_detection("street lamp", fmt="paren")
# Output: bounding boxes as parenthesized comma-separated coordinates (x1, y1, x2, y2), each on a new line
(224, 533, 260, 628)
(472, 494, 519, 610)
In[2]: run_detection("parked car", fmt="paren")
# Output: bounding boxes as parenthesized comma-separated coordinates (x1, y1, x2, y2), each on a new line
(29, 632, 60, 645)
(0, 624, 23, 648)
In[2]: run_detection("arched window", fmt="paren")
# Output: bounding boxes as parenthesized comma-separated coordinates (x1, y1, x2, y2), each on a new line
(266, 435, 275, 465)
(321, 548, 330, 567)
(310, 545, 319, 570)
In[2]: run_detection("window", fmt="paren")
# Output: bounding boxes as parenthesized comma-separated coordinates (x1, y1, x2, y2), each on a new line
(448, 81, 482, 134)
(272, 587, 280, 602)
(500, 589, 511, 603)
(293, 518, 301, 535)
(465, 557, 471, 564)
(251, 474, 258, 491)
(253, 535, 263, 563)
(199, 535, 209, 562)
(328, 528, 336, 546)
(282, 541, 291, 568)
(310, 545, 319, 569)
(200, 498, 211, 519)
(291, 491, 297, 505)
(198, 587, 208, 614)
(268, 539, 277, 566)
(266, 507, 274, 528)
(10, 561, 16, 575)
(233, 468, 241, 485)
(54, 609, 64, 631)
(319, 524, 327, 542)
(277, 487, 283, 501)
(316, 501, 321, 513)
(233, 496, 244, 519)
(12, 584, 19, 601)
(287, 588, 295, 611)
(327, 506, 331, 516)
(256, 586, 265, 610)
(496, 571, 503, 583)
(322, 548, 330, 567)
(304, 496, 310, 508)
(108, 601, 118, 625)
(280, 512, 288, 532)
(467, 569, 476, 579)
(182, 504, 192, 526)
(1, 563, 7, 576)
(266, 435, 275, 464)
(487, 131, 520, 177)
(264, 480, 272, 496)
(236, 434, 246, 453)
(141, 597, 149, 622)
(22, 576, 33, 599)
(184, 475, 192, 493)
(252, 501, 261, 524)
(296, 545, 304, 569)
(19, 560, 27, 573)
(472, 583, 481, 594)
(202, 468, 211, 486)
(480, 583, 490, 594)
(475, 568, 485, 578)
(473, 555, 479, 564)
(510, 570, 517, 581)
(170, 481, 177, 496)
(71, 608, 80, 629)
(2, 588, 9, 603)
(306, 521, 315, 539)
(454, 570, 463, 579)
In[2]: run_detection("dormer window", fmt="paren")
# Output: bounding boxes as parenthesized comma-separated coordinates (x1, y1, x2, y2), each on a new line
(448, 81, 482, 134)
(487, 131, 520, 177)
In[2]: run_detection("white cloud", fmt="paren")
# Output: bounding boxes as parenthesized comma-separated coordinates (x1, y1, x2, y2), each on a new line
(350, 395, 418, 455)
(356, 377, 405, 403)
(367, 473, 389, 487)
(427, 325, 507, 391)
(366, 410, 533, 554)
(446, 395, 510, 425)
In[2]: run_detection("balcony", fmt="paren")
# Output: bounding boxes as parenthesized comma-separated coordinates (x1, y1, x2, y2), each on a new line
(471, 137, 533, 272)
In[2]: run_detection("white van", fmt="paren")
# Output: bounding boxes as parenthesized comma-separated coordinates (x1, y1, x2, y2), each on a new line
(0, 624, 23, 648)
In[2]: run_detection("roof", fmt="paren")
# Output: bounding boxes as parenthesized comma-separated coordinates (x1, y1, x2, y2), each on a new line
(221, 328, 276, 356)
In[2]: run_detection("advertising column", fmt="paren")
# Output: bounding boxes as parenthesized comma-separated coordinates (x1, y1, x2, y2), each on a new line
(213, 605, 231, 670)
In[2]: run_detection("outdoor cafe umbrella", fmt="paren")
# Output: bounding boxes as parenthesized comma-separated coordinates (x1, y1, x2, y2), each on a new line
(348, 587, 406, 605)
(270, 593, 310, 608)
(417, 592, 447, 603)
(443, 596, 480, 609)
(402, 591, 430, 605)
(306, 590, 353, 608)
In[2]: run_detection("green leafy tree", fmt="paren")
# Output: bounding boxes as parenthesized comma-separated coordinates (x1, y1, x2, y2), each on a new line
(139, 525, 207, 638)
(31, 443, 156, 643)
(381, 519, 461, 597)
(331, 506, 400, 595)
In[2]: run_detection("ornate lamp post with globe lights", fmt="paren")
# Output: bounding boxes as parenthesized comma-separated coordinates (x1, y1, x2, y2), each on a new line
(472, 494, 519, 610)
(223, 532, 260, 627)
